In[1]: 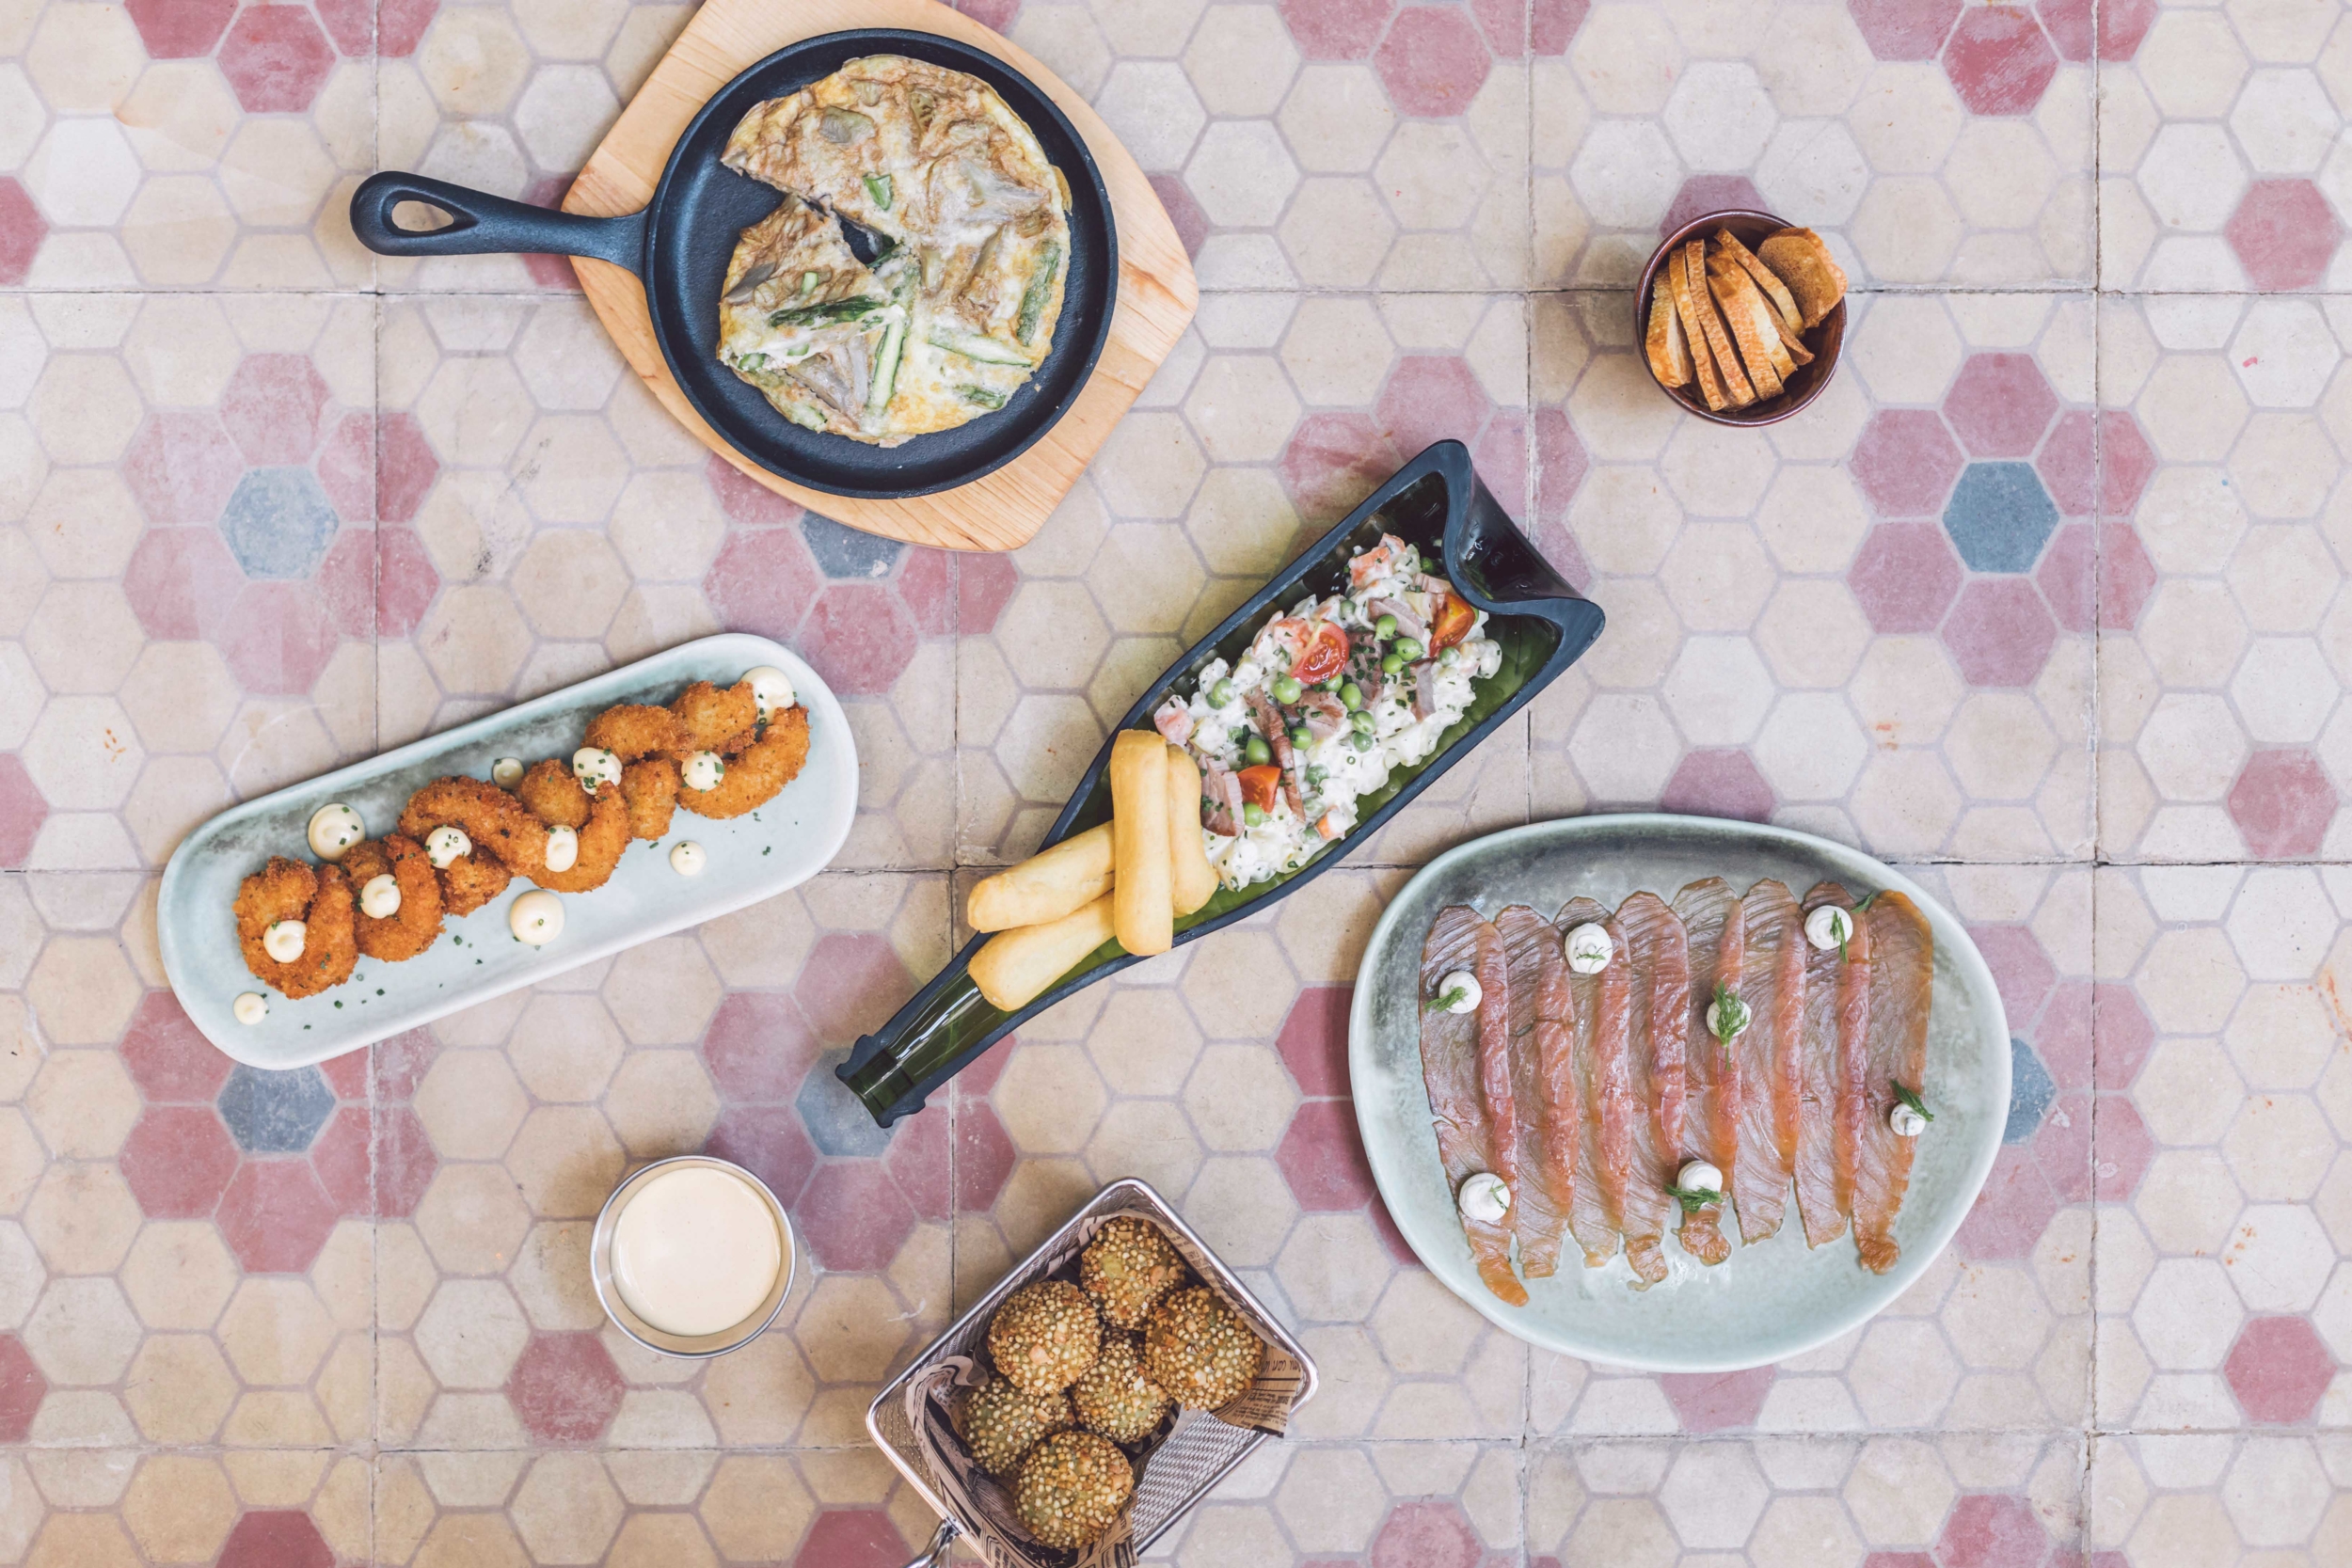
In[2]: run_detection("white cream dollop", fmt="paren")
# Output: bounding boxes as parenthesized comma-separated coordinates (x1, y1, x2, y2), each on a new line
(744, 665, 796, 721)
(1565, 923, 1612, 974)
(1676, 1160, 1724, 1195)
(1457, 1173, 1511, 1227)
(681, 751, 726, 792)
(1804, 905, 1853, 951)
(233, 992, 267, 1025)
(1707, 990, 1751, 1041)
(306, 803, 363, 862)
(424, 825, 470, 869)
(509, 890, 563, 945)
(1436, 971, 1482, 1013)
(670, 841, 707, 877)
(262, 920, 306, 963)
(544, 826, 579, 873)
(1889, 1103, 1928, 1137)
(573, 747, 622, 790)
(359, 874, 402, 919)
(491, 756, 524, 788)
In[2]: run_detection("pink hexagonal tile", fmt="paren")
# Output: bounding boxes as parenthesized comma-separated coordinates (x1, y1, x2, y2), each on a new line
(705, 452, 805, 528)
(1935, 1494, 2050, 1568)
(0, 1337, 44, 1444)
(378, 527, 440, 637)
(885, 1109, 951, 1222)
(2224, 1317, 2335, 1425)
(1969, 927, 2056, 1023)
(801, 1512, 905, 1568)
(2035, 980, 2091, 1092)
(1148, 174, 1208, 259)
(2029, 1090, 2087, 1203)
(310, 1104, 372, 1215)
(0, 180, 44, 286)
(1849, 522, 1964, 633)
(1534, 407, 1588, 525)
(1943, 355, 2059, 459)
(2036, 410, 2092, 517)
(507, 1331, 626, 1442)
(374, 1105, 437, 1218)
(895, 548, 955, 637)
(216, 1512, 333, 1568)
(1849, 0, 1961, 62)
(1661, 750, 1774, 823)
(2037, 0, 2153, 62)
(216, 1158, 340, 1273)
(1282, 0, 1396, 59)
(1471, 410, 1527, 513)
(1374, 8, 1491, 118)
(2090, 1092, 2149, 1201)
(1532, 0, 1587, 54)
(126, 0, 238, 56)
(1282, 413, 1405, 524)
(313, 0, 372, 55)
(958, 552, 1018, 635)
(1853, 410, 1964, 517)
(795, 1161, 918, 1272)
(127, 527, 245, 641)
(1277, 1101, 1380, 1211)
(379, 0, 439, 57)
(2034, 524, 2094, 633)
(1661, 174, 1768, 239)
(220, 580, 340, 695)
(703, 992, 822, 1101)
(125, 413, 246, 530)
(705, 527, 821, 641)
(315, 526, 377, 633)
(1940, 6, 2058, 116)
(2096, 411, 2157, 517)
(1375, 358, 1492, 479)
(2227, 181, 2344, 292)
(955, 1099, 1017, 1212)
(119, 1106, 240, 1218)
(2091, 982, 2153, 1093)
(2228, 750, 2338, 859)
(1372, 1501, 1480, 1568)
(221, 355, 331, 467)
(1954, 1146, 2059, 1259)
(1939, 578, 2057, 687)
(320, 1051, 369, 1101)
(799, 583, 920, 696)
(957, 0, 1018, 33)
(218, 5, 338, 114)
(795, 934, 916, 1040)
(373, 411, 439, 523)
(373, 1028, 436, 1100)
(1660, 1366, 1773, 1433)
(707, 1105, 818, 1207)
(0, 758, 43, 870)
(1277, 986, 1352, 1098)
(314, 411, 373, 524)
(122, 992, 234, 1101)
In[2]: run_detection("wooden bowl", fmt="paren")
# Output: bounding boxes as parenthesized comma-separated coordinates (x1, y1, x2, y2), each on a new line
(1635, 208, 1846, 427)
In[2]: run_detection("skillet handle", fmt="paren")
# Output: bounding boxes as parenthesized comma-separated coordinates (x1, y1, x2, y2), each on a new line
(349, 172, 647, 271)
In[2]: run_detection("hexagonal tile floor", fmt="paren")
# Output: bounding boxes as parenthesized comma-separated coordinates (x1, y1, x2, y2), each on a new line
(6, 1, 2352, 1562)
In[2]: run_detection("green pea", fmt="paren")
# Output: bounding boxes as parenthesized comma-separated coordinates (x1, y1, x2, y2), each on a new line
(1349, 730, 1374, 752)
(1271, 674, 1302, 704)
(1289, 724, 1311, 748)
(1395, 638, 1424, 662)
(1381, 653, 1405, 675)
(1306, 765, 1328, 786)
(1243, 802, 1265, 827)
(1375, 613, 1397, 639)
(1352, 710, 1375, 735)
(1244, 735, 1271, 767)
(1209, 678, 1235, 707)
(1340, 682, 1363, 710)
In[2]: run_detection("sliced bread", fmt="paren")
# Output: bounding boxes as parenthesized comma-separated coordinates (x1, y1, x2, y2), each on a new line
(1756, 228, 1846, 328)
(1713, 227, 1804, 336)
(1645, 277, 1692, 388)
(1708, 263, 1783, 399)
(1683, 237, 1754, 407)
(1667, 249, 1728, 411)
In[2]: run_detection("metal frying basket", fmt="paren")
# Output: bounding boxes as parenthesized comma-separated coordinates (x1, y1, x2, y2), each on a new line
(866, 1179, 1319, 1567)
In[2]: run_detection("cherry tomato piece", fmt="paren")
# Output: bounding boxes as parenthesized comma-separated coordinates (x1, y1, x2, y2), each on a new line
(1291, 621, 1349, 684)
(1429, 594, 1476, 653)
(1237, 764, 1281, 813)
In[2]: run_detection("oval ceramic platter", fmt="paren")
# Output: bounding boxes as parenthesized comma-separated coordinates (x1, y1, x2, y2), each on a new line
(158, 634, 857, 1071)
(1349, 814, 2009, 1372)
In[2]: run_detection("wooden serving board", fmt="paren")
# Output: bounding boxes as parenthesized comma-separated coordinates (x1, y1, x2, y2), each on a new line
(562, 0, 1197, 553)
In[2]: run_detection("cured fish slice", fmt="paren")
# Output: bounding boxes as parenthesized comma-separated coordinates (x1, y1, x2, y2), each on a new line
(1615, 892, 1690, 1288)
(1732, 879, 1805, 1244)
(1498, 906, 1576, 1278)
(1670, 879, 1743, 1265)
(1557, 895, 1629, 1267)
(1854, 891, 1932, 1275)
(1418, 907, 1529, 1307)
(1794, 882, 1870, 1250)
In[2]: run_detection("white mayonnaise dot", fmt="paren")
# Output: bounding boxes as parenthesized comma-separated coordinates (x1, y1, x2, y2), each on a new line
(262, 920, 306, 963)
(1889, 1103, 1928, 1137)
(681, 751, 726, 792)
(1676, 1161, 1723, 1195)
(359, 874, 402, 920)
(233, 992, 267, 1025)
(1457, 1173, 1510, 1227)
(305, 803, 363, 862)
(1564, 923, 1612, 974)
(670, 841, 707, 877)
(424, 825, 470, 869)
(1804, 905, 1853, 951)
(744, 665, 796, 720)
(491, 757, 524, 788)
(543, 825, 579, 873)
(573, 747, 622, 790)
(509, 890, 564, 946)
(1707, 991, 1751, 1041)
(1437, 971, 1481, 1013)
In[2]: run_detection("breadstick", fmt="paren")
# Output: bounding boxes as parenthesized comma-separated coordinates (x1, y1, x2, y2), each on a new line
(967, 822, 1115, 932)
(1109, 730, 1173, 956)
(1166, 745, 1217, 919)
(970, 895, 1117, 1011)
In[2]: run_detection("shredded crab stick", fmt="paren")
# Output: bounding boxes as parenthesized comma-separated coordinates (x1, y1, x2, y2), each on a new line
(1731, 879, 1805, 1244)
(1670, 878, 1744, 1266)
(1556, 895, 1631, 1268)
(1497, 905, 1576, 1279)
(1419, 907, 1527, 1307)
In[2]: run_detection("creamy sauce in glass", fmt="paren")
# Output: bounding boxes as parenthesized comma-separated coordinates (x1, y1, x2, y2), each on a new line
(611, 1165, 783, 1338)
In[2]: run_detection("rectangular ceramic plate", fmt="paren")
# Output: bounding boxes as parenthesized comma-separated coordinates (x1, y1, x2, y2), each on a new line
(1348, 814, 2010, 1373)
(157, 634, 857, 1070)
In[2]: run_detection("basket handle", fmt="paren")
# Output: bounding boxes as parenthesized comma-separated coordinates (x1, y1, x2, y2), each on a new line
(893, 1520, 957, 1568)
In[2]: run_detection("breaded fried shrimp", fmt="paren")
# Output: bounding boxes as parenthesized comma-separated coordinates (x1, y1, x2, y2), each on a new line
(621, 757, 680, 841)
(677, 705, 811, 818)
(516, 759, 590, 829)
(342, 834, 445, 962)
(399, 777, 551, 876)
(585, 704, 684, 761)
(671, 680, 759, 754)
(234, 857, 358, 997)
(437, 851, 512, 917)
(529, 781, 630, 894)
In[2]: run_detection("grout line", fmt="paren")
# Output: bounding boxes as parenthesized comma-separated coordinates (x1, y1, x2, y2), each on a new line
(2082, 0, 2106, 1540)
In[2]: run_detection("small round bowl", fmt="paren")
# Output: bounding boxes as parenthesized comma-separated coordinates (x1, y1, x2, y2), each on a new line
(1635, 208, 1846, 427)
(592, 1155, 796, 1359)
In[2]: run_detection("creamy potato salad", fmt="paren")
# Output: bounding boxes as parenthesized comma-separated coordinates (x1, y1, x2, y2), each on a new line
(1153, 533, 1502, 891)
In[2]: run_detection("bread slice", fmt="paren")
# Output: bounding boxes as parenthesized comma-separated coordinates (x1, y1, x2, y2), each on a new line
(1756, 228, 1846, 329)
(1645, 277, 1692, 388)
(1667, 251, 1728, 411)
(1683, 238, 1754, 407)
(1708, 264, 1783, 399)
(1713, 227, 1804, 336)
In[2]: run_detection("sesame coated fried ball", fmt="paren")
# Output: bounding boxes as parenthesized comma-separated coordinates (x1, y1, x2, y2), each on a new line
(1141, 1287, 1265, 1411)
(1014, 1431, 1134, 1550)
(1069, 1331, 1171, 1446)
(987, 1280, 1101, 1395)
(960, 1375, 1072, 1478)
(1078, 1215, 1187, 1330)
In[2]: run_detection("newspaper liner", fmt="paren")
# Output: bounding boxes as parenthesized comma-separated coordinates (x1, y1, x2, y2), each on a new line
(892, 1184, 1309, 1568)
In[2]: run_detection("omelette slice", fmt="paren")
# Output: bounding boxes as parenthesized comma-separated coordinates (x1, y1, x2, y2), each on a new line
(719, 55, 1071, 445)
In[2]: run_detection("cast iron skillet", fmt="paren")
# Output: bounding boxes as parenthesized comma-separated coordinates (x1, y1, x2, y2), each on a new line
(348, 29, 1118, 500)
